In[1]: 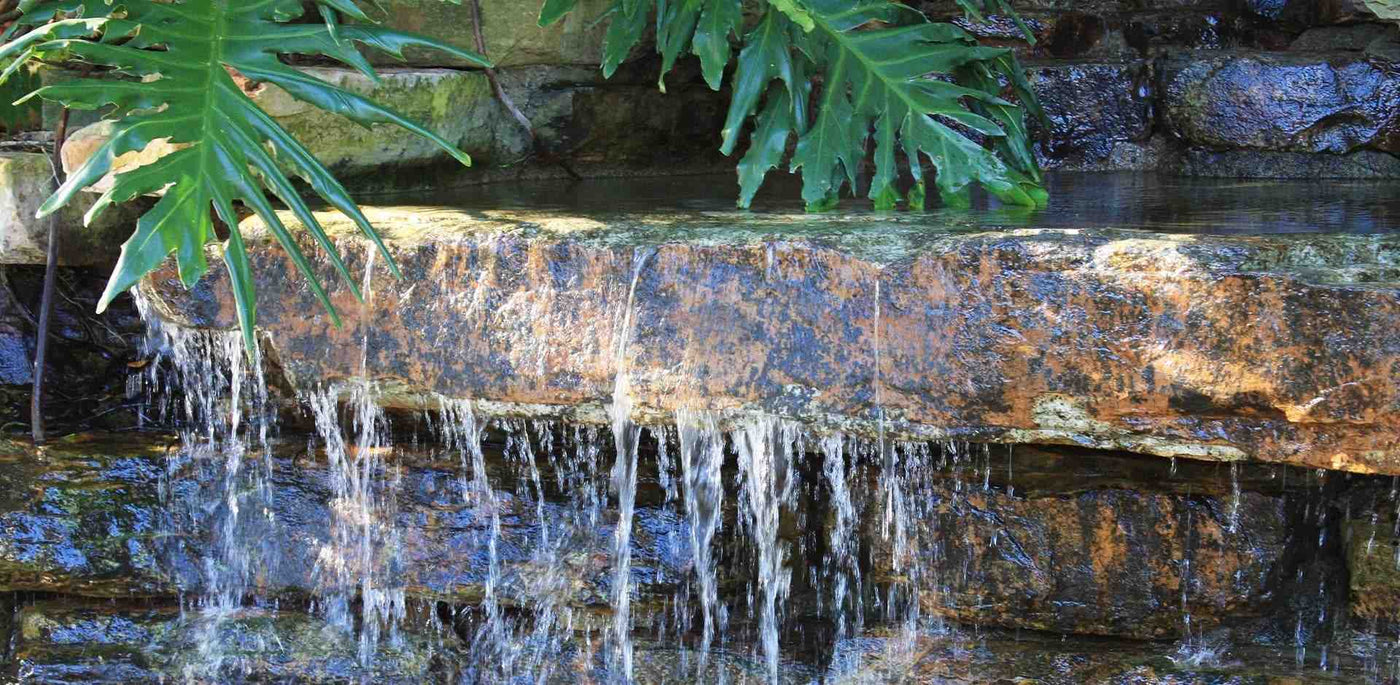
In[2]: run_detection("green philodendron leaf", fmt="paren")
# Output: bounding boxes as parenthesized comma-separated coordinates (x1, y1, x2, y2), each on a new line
(603, 0, 650, 77)
(736, 86, 794, 207)
(906, 180, 926, 211)
(720, 10, 797, 156)
(1366, 0, 1400, 19)
(790, 0, 1041, 208)
(542, 0, 1046, 210)
(767, 0, 815, 32)
(539, 0, 580, 26)
(657, 0, 702, 92)
(692, 0, 742, 90)
(0, 0, 488, 355)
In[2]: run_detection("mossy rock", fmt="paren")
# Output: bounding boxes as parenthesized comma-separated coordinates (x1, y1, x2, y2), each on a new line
(361, 0, 614, 69)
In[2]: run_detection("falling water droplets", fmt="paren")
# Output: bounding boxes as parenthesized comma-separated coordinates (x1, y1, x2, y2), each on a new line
(677, 409, 727, 659)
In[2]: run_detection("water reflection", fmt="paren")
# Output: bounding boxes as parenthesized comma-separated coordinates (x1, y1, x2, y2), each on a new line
(363, 172, 1400, 236)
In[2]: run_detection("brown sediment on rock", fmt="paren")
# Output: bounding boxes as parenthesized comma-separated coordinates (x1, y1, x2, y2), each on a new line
(143, 205, 1400, 474)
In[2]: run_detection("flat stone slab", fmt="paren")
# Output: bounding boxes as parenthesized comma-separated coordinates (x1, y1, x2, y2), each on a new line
(143, 179, 1400, 473)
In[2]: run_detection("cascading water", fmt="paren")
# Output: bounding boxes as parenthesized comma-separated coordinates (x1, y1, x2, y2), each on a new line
(733, 417, 799, 682)
(676, 409, 727, 658)
(135, 293, 280, 680)
(306, 382, 405, 662)
(606, 246, 654, 682)
(123, 238, 1400, 685)
(820, 434, 863, 645)
(437, 398, 511, 676)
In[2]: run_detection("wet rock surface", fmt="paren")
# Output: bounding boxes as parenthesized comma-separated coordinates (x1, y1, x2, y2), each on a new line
(1027, 60, 1157, 169)
(1169, 147, 1400, 177)
(1160, 50, 1400, 155)
(6, 600, 464, 684)
(146, 194, 1400, 474)
(0, 432, 685, 606)
(875, 447, 1291, 639)
(0, 431, 1395, 681)
(0, 435, 182, 596)
(914, 1, 1400, 176)
(824, 629, 1391, 684)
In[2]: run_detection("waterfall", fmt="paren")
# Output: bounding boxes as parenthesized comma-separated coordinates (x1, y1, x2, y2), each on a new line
(676, 409, 726, 657)
(821, 434, 863, 643)
(123, 234, 1389, 683)
(306, 382, 404, 662)
(733, 416, 799, 682)
(134, 292, 281, 679)
(606, 246, 654, 682)
(438, 397, 513, 677)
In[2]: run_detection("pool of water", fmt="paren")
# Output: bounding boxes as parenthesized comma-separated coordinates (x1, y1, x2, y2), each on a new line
(365, 171, 1400, 235)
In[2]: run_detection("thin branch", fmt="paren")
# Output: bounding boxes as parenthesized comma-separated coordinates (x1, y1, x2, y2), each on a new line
(31, 106, 68, 446)
(468, 0, 582, 181)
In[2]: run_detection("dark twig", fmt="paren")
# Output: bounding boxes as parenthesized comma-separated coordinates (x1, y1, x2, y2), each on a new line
(467, 0, 533, 137)
(467, 0, 582, 182)
(31, 106, 68, 446)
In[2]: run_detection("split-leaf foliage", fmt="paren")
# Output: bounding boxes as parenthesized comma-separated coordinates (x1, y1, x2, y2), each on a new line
(541, 0, 1046, 211)
(0, 0, 487, 353)
(1365, 0, 1400, 20)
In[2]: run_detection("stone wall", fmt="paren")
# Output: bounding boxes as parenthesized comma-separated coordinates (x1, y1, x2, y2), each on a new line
(49, 0, 1400, 205)
(920, 0, 1400, 176)
(1, 431, 1394, 681)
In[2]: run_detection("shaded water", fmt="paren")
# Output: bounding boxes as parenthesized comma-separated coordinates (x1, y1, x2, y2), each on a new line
(375, 172, 1400, 235)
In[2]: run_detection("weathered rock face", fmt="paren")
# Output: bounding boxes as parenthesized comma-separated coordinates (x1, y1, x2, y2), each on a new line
(3, 430, 1391, 679)
(1339, 476, 1400, 636)
(0, 435, 183, 596)
(1243, 0, 1379, 26)
(863, 446, 1292, 639)
(1161, 50, 1400, 155)
(914, 0, 1400, 176)
(0, 433, 685, 606)
(1291, 22, 1400, 53)
(1027, 60, 1158, 169)
(0, 152, 141, 266)
(245, 68, 510, 175)
(1344, 517, 1400, 632)
(145, 203, 1400, 474)
(1172, 147, 1400, 177)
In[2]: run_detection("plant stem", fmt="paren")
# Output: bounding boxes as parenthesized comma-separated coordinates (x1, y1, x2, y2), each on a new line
(467, 0, 581, 181)
(31, 106, 68, 446)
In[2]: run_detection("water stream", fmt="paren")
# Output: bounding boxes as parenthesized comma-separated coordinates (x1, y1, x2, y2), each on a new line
(127, 285, 1400, 683)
